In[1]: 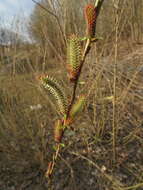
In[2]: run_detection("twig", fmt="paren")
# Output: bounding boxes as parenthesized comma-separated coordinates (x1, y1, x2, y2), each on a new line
(45, 143, 61, 178)
(32, 0, 66, 46)
(45, 0, 105, 181)
(112, 0, 119, 163)
(69, 151, 124, 190)
(32, 0, 57, 17)
(95, 0, 105, 17)
(66, 38, 91, 118)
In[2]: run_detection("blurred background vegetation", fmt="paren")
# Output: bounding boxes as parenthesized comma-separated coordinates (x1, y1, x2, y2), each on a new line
(29, 0, 143, 58)
(0, 0, 143, 189)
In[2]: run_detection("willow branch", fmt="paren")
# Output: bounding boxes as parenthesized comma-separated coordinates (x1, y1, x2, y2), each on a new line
(45, 0, 105, 180)
(66, 38, 91, 118)
(67, 1, 105, 117)
(45, 144, 61, 178)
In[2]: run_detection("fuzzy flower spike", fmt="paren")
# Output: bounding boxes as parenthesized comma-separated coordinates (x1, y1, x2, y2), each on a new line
(67, 34, 82, 82)
(84, 4, 97, 38)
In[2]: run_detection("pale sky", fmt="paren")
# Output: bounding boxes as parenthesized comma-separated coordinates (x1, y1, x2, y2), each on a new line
(0, 0, 36, 39)
(0, 0, 35, 16)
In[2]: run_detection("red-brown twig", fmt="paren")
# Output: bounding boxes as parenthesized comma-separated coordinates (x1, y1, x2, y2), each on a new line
(45, 38, 91, 180)
(45, 0, 105, 181)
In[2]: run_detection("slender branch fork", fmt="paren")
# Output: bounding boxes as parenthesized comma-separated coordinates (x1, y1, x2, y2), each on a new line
(66, 38, 91, 118)
(67, 0, 105, 118)
(46, 0, 105, 181)
(33, 0, 105, 181)
(31, 0, 66, 46)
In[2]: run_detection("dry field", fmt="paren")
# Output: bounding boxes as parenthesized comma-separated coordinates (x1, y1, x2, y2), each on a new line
(0, 0, 143, 189)
(0, 40, 143, 190)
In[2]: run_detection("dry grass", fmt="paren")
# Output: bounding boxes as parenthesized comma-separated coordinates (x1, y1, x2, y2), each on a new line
(0, 38, 143, 190)
(0, 0, 143, 189)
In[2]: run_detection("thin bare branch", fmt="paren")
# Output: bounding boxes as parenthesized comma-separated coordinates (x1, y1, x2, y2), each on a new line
(32, 0, 66, 46)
